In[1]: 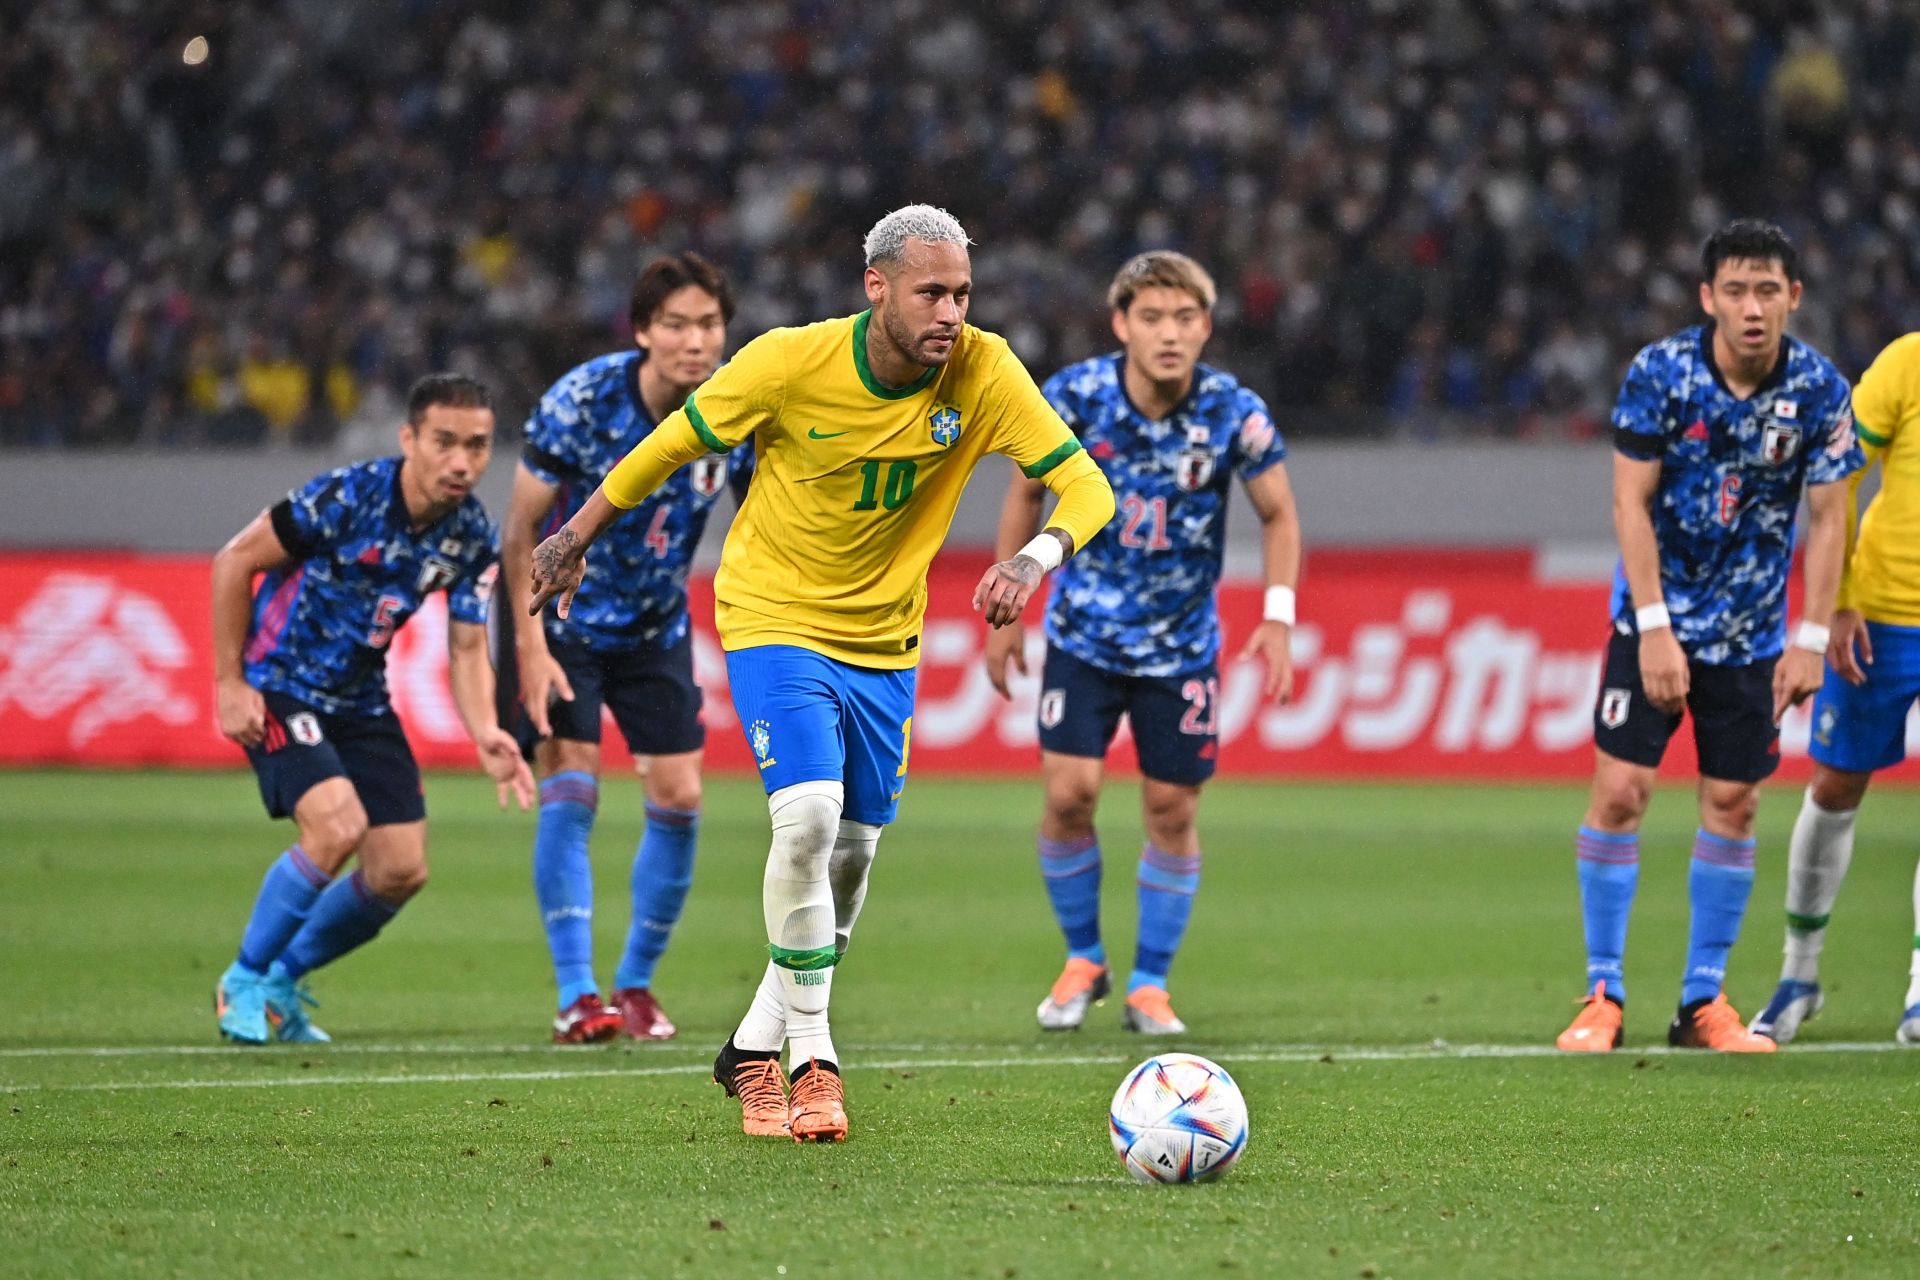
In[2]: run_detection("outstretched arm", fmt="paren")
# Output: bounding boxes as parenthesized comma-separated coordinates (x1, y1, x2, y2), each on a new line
(210, 511, 296, 746)
(448, 619, 535, 810)
(1236, 463, 1302, 703)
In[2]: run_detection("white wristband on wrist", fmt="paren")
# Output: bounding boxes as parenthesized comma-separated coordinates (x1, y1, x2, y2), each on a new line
(1793, 621, 1831, 653)
(1016, 532, 1064, 573)
(1263, 585, 1297, 626)
(1634, 602, 1671, 633)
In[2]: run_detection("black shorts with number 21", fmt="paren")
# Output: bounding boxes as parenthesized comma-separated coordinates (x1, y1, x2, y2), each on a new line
(1592, 626, 1779, 784)
(1037, 647, 1219, 786)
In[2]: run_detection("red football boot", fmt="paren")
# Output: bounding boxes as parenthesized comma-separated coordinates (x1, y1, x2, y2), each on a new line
(551, 993, 622, 1044)
(612, 987, 677, 1040)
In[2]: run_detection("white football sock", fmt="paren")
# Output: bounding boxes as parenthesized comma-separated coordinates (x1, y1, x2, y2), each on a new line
(830, 819, 882, 956)
(732, 962, 787, 1054)
(1782, 789, 1856, 984)
(759, 780, 842, 1069)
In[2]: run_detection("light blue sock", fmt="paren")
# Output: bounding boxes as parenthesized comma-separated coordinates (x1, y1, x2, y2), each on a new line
(278, 869, 399, 980)
(237, 845, 331, 973)
(614, 803, 699, 990)
(1130, 843, 1200, 993)
(1683, 828, 1757, 1006)
(1038, 833, 1105, 965)
(534, 771, 600, 1010)
(1575, 826, 1638, 1004)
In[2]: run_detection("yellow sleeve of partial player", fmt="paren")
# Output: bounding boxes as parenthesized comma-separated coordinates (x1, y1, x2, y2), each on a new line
(1038, 448, 1116, 557)
(603, 333, 786, 509)
(1834, 336, 1911, 610)
(981, 347, 1114, 553)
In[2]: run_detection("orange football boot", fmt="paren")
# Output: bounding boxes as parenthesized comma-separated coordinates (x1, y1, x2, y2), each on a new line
(1668, 994, 1777, 1053)
(713, 1041, 792, 1138)
(787, 1059, 849, 1143)
(1556, 982, 1624, 1052)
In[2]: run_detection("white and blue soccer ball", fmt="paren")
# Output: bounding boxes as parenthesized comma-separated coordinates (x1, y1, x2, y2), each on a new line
(1108, 1052, 1248, 1184)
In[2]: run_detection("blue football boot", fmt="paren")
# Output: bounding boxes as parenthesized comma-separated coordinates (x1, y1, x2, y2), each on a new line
(215, 961, 272, 1045)
(264, 963, 331, 1043)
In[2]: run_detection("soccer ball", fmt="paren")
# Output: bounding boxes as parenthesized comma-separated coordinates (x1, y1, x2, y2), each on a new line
(1107, 1052, 1248, 1184)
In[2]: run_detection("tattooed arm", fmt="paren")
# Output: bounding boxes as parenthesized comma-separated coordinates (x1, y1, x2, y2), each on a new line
(528, 487, 624, 617)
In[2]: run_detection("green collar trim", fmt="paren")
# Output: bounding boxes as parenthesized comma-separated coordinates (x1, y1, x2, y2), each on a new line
(852, 310, 939, 400)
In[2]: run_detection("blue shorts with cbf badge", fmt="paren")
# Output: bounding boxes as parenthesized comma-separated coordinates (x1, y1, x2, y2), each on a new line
(725, 645, 918, 826)
(1808, 620, 1920, 773)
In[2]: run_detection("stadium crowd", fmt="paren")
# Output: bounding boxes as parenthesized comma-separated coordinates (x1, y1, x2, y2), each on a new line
(2, 0, 1917, 448)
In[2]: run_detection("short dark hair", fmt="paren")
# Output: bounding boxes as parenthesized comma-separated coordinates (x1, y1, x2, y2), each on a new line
(405, 372, 493, 426)
(1701, 219, 1800, 283)
(630, 252, 735, 330)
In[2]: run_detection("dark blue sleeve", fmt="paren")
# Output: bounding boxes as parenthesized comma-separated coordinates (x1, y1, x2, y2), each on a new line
(1229, 387, 1287, 480)
(1611, 349, 1668, 461)
(1040, 368, 1083, 438)
(269, 468, 353, 559)
(522, 379, 586, 485)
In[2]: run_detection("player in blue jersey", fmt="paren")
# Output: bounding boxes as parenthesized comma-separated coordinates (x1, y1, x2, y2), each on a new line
(1555, 221, 1862, 1055)
(984, 252, 1301, 1035)
(210, 373, 535, 1044)
(499, 254, 752, 1043)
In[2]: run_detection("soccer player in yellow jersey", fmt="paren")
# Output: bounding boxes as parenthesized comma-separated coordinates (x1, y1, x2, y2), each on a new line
(1754, 332, 1920, 1047)
(527, 205, 1115, 1140)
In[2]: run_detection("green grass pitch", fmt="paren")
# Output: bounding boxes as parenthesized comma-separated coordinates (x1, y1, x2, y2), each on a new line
(3, 768, 1919, 1278)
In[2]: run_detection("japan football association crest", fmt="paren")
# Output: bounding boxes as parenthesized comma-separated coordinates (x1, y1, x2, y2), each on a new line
(416, 555, 460, 594)
(1175, 423, 1216, 491)
(929, 404, 962, 448)
(689, 455, 726, 499)
(1599, 687, 1631, 729)
(1039, 688, 1065, 729)
(1762, 421, 1802, 466)
(287, 712, 324, 747)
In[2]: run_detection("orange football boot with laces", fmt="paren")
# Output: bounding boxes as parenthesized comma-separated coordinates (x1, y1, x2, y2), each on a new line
(713, 1040, 792, 1138)
(1668, 994, 1777, 1052)
(788, 1059, 849, 1143)
(1556, 982, 1624, 1052)
(1037, 958, 1111, 1030)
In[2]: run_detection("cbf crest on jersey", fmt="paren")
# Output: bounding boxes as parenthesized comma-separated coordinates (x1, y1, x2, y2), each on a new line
(689, 454, 727, 499)
(1175, 422, 1216, 492)
(929, 404, 962, 448)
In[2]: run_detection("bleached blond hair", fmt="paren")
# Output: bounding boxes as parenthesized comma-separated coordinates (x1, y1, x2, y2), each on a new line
(863, 204, 971, 268)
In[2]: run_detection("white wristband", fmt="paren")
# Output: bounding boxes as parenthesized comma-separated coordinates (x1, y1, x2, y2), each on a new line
(1263, 585, 1297, 626)
(1016, 532, 1064, 573)
(1793, 621, 1831, 653)
(1634, 602, 1671, 633)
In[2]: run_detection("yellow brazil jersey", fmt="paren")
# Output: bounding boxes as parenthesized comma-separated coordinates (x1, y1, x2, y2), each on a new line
(601, 311, 1114, 668)
(1840, 332, 1920, 625)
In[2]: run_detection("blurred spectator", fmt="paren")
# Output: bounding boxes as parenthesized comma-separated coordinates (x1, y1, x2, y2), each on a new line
(2, 0, 1918, 448)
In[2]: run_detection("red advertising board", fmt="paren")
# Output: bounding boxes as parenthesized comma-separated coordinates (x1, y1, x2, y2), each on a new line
(2, 550, 1913, 782)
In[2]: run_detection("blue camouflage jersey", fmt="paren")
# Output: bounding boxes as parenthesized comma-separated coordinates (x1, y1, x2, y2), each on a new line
(245, 456, 500, 715)
(1041, 354, 1286, 677)
(522, 351, 752, 652)
(1610, 323, 1863, 665)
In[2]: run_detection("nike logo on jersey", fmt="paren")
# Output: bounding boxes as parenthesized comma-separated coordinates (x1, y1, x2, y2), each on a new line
(807, 427, 850, 439)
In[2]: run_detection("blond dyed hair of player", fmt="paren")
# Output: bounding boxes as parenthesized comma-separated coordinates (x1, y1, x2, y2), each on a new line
(1107, 251, 1218, 314)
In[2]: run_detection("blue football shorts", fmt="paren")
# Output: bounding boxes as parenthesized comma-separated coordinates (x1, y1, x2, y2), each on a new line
(1808, 620, 1920, 774)
(724, 644, 918, 826)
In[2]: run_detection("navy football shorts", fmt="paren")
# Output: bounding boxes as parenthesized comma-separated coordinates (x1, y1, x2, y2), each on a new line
(1592, 628, 1779, 783)
(520, 632, 706, 758)
(1036, 647, 1219, 787)
(246, 691, 426, 826)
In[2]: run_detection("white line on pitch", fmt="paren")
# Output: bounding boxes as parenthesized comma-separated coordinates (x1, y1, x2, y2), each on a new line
(0, 1040, 1907, 1094)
